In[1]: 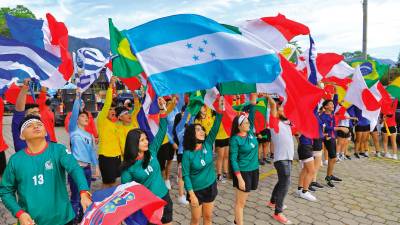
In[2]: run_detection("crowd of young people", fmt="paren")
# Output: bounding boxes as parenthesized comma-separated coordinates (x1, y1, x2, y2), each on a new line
(0, 76, 398, 225)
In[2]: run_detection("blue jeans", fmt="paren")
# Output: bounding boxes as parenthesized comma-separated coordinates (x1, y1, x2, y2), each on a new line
(270, 160, 292, 215)
(68, 165, 91, 221)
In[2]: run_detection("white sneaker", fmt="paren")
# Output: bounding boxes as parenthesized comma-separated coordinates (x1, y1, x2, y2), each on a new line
(299, 191, 317, 202)
(384, 153, 392, 158)
(392, 154, 398, 160)
(178, 195, 189, 205)
(165, 179, 171, 190)
(295, 189, 302, 197)
(376, 152, 382, 158)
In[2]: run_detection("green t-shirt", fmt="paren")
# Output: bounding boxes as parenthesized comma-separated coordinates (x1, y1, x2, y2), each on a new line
(121, 117, 168, 198)
(182, 113, 222, 191)
(230, 105, 259, 172)
(0, 142, 89, 225)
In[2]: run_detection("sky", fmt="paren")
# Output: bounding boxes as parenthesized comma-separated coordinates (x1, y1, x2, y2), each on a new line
(1, 0, 400, 61)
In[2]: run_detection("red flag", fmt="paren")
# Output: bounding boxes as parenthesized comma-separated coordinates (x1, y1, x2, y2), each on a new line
(46, 13, 73, 81)
(280, 55, 325, 138)
(0, 98, 9, 152)
(81, 182, 166, 225)
(5, 84, 35, 105)
(316, 53, 343, 77)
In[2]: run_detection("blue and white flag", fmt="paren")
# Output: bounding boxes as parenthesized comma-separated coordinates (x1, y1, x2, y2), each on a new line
(124, 14, 281, 96)
(0, 36, 65, 89)
(75, 48, 108, 91)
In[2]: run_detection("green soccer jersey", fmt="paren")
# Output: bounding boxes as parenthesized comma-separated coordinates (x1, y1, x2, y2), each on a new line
(230, 105, 259, 172)
(0, 142, 89, 225)
(121, 117, 168, 198)
(182, 113, 222, 191)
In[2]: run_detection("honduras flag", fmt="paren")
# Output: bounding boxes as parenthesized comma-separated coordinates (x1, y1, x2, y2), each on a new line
(81, 181, 166, 225)
(0, 36, 66, 89)
(124, 14, 281, 96)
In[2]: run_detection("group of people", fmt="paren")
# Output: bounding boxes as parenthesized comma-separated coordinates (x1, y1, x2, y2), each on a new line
(0, 75, 398, 225)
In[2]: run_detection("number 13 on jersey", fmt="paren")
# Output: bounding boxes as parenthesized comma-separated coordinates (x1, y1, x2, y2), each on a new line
(33, 174, 44, 186)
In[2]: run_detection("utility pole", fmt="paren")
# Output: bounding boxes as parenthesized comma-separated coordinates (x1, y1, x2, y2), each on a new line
(362, 0, 368, 60)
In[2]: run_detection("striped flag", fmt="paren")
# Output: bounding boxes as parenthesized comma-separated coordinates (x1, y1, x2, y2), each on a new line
(124, 14, 281, 96)
(0, 36, 65, 89)
(6, 13, 73, 83)
(75, 48, 108, 91)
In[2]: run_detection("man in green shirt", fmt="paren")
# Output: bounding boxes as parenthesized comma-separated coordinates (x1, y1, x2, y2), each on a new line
(0, 115, 92, 225)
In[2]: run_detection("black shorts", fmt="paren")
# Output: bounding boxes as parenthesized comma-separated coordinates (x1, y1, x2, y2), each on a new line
(257, 129, 271, 143)
(324, 138, 337, 159)
(177, 153, 183, 164)
(371, 126, 378, 132)
(297, 144, 314, 160)
(355, 125, 370, 132)
(0, 151, 6, 176)
(157, 143, 175, 171)
(312, 138, 323, 151)
(98, 155, 121, 184)
(148, 192, 173, 224)
(337, 126, 350, 138)
(215, 138, 230, 148)
(232, 169, 259, 192)
(382, 126, 397, 134)
(187, 181, 218, 205)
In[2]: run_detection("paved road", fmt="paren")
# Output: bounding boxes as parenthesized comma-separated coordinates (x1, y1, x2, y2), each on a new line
(1, 116, 400, 225)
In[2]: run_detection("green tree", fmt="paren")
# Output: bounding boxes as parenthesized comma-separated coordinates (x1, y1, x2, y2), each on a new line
(0, 5, 35, 37)
(342, 51, 372, 61)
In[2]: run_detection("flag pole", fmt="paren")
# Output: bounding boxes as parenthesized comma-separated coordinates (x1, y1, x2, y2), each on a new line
(362, 0, 368, 60)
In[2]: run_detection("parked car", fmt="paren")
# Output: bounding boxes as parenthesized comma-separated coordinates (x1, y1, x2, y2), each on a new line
(51, 89, 98, 126)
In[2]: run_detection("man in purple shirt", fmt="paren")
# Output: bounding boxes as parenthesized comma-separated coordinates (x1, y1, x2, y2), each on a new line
(11, 79, 50, 152)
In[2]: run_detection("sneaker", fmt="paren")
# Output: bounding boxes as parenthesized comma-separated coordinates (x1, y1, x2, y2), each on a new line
(267, 201, 288, 210)
(310, 182, 324, 189)
(354, 153, 360, 159)
(177, 195, 189, 205)
(270, 153, 274, 159)
(308, 185, 316, 192)
(273, 213, 293, 224)
(384, 152, 392, 158)
(299, 191, 317, 201)
(165, 179, 171, 190)
(220, 175, 226, 183)
(325, 176, 335, 188)
(360, 152, 369, 158)
(267, 201, 276, 209)
(376, 152, 382, 158)
(264, 158, 272, 164)
(345, 155, 352, 160)
(259, 159, 266, 165)
(393, 154, 398, 160)
(295, 189, 302, 196)
(330, 175, 342, 182)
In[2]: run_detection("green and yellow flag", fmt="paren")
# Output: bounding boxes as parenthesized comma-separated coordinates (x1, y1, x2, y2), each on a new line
(386, 76, 400, 99)
(109, 18, 143, 78)
(350, 59, 389, 88)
